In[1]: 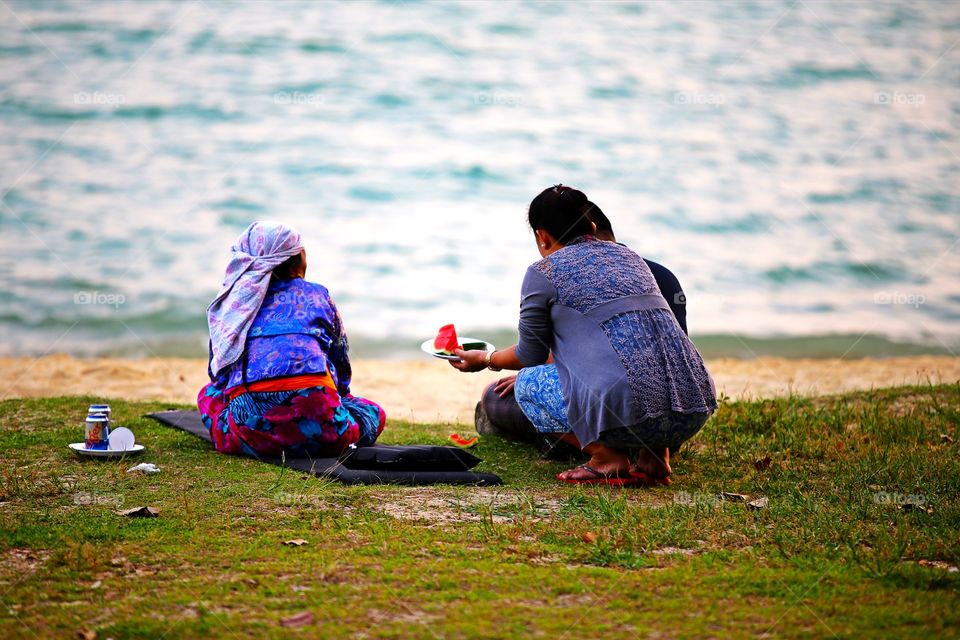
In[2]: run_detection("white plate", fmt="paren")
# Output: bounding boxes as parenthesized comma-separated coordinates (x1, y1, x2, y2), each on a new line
(69, 443, 145, 458)
(420, 336, 495, 361)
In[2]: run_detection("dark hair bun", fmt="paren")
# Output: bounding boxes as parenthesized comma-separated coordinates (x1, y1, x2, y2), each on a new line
(527, 185, 594, 243)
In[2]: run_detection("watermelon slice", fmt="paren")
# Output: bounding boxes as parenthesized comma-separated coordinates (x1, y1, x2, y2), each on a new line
(449, 433, 478, 448)
(434, 324, 460, 355)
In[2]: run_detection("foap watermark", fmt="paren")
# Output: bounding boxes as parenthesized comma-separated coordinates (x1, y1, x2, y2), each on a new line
(673, 491, 722, 508)
(673, 91, 725, 108)
(675, 291, 734, 309)
(273, 91, 325, 107)
(272, 491, 324, 507)
(475, 91, 525, 107)
(874, 90, 925, 108)
(74, 291, 126, 308)
(74, 491, 124, 507)
(873, 491, 927, 507)
(873, 291, 925, 308)
(74, 91, 126, 108)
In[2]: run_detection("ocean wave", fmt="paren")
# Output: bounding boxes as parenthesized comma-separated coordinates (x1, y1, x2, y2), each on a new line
(0, 99, 242, 122)
(0, 99, 100, 121)
(763, 261, 903, 284)
(372, 93, 411, 108)
(775, 63, 876, 87)
(0, 44, 41, 56)
(921, 192, 960, 214)
(29, 21, 107, 33)
(486, 23, 532, 36)
(807, 179, 907, 204)
(282, 163, 357, 177)
(590, 85, 637, 100)
(368, 31, 467, 57)
(647, 211, 771, 234)
(450, 165, 508, 183)
(0, 308, 204, 336)
(112, 105, 243, 121)
(210, 198, 267, 213)
(298, 40, 347, 54)
(187, 32, 286, 56)
(348, 186, 396, 202)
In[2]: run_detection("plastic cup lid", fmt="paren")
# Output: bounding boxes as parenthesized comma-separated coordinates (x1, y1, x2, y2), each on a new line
(108, 427, 135, 451)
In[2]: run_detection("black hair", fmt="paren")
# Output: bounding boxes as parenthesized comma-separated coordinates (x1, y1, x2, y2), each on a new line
(584, 201, 614, 238)
(272, 252, 304, 281)
(527, 184, 595, 244)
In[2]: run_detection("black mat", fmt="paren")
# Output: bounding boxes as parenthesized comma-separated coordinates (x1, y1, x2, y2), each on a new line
(147, 410, 502, 486)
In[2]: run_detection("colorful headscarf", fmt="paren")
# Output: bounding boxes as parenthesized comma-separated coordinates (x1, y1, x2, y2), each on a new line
(207, 221, 304, 376)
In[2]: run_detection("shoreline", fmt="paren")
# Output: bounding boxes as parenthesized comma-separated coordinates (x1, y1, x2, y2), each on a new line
(3, 331, 955, 362)
(1, 354, 957, 425)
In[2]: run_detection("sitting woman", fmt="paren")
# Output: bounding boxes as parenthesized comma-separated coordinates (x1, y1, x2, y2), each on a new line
(451, 186, 716, 485)
(198, 221, 386, 458)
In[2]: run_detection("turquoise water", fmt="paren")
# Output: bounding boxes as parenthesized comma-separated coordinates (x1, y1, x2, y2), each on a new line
(1, 0, 958, 358)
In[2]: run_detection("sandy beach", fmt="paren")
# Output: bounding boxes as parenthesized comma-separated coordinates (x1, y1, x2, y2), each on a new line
(1, 354, 957, 425)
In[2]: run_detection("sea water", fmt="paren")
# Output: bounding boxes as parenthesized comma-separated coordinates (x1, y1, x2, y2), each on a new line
(0, 0, 957, 358)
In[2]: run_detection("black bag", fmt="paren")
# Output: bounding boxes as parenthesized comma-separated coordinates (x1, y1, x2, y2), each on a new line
(148, 410, 501, 486)
(338, 443, 481, 471)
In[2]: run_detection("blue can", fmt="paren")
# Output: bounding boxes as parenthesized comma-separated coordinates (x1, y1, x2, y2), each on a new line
(86, 404, 111, 449)
(84, 415, 110, 450)
(88, 404, 111, 424)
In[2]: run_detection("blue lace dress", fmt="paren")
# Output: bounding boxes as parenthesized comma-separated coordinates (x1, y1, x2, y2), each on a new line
(513, 236, 716, 451)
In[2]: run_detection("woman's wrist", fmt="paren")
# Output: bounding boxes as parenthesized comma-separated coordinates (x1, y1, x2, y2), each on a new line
(484, 350, 501, 371)
(483, 350, 496, 371)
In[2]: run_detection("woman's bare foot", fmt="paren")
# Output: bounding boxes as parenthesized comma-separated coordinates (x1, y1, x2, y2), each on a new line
(632, 447, 672, 484)
(556, 444, 630, 481)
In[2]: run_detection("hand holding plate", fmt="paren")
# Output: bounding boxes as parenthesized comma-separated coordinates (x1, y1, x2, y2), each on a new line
(448, 348, 489, 372)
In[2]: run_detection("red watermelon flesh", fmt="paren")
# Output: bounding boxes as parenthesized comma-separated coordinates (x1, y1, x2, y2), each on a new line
(434, 324, 460, 354)
(449, 433, 478, 447)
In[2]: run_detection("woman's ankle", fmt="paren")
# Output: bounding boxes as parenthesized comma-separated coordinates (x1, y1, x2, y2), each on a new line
(586, 444, 630, 468)
(635, 447, 671, 477)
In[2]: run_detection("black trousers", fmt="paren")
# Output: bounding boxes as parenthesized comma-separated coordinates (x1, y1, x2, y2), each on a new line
(477, 382, 681, 459)
(477, 382, 585, 460)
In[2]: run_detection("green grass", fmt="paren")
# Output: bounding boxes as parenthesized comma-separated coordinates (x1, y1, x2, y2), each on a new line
(0, 385, 958, 639)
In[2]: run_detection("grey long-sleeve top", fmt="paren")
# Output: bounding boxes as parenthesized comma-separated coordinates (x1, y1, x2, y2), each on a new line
(515, 236, 716, 446)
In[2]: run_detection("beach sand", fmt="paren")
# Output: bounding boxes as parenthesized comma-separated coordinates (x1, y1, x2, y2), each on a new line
(1, 354, 957, 425)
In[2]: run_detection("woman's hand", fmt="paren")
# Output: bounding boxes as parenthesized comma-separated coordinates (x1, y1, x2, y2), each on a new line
(494, 375, 517, 397)
(448, 349, 489, 373)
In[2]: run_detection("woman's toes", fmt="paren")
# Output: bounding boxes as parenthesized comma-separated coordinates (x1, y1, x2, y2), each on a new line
(557, 467, 576, 481)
